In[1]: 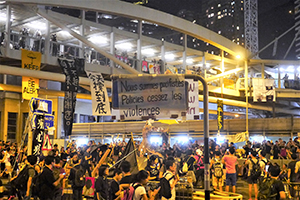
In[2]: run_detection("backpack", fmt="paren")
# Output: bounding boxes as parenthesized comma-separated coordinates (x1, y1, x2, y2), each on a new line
(31, 172, 42, 197)
(159, 173, 175, 199)
(258, 177, 277, 200)
(213, 159, 223, 178)
(11, 165, 33, 190)
(74, 165, 86, 187)
(122, 184, 142, 200)
(250, 159, 261, 179)
(182, 157, 191, 173)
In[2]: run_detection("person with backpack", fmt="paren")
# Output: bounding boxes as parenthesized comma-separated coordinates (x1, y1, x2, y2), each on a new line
(258, 163, 286, 200)
(160, 160, 178, 200)
(259, 151, 268, 182)
(194, 149, 204, 188)
(287, 153, 298, 198)
(10, 155, 37, 200)
(120, 161, 134, 190)
(38, 156, 65, 200)
(52, 157, 66, 200)
(222, 147, 237, 193)
(245, 151, 260, 200)
(210, 151, 223, 191)
(145, 155, 160, 181)
(94, 165, 109, 200)
(68, 158, 85, 200)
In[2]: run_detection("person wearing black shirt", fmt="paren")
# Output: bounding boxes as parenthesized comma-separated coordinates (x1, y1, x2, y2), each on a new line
(273, 142, 280, 159)
(119, 161, 134, 189)
(95, 165, 109, 200)
(145, 155, 160, 181)
(83, 147, 92, 176)
(288, 154, 298, 198)
(265, 141, 272, 159)
(39, 156, 65, 200)
(69, 160, 85, 200)
(110, 169, 123, 200)
(268, 164, 286, 200)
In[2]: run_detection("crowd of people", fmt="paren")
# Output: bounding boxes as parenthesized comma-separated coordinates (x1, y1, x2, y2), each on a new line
(0, 136, 300, 200)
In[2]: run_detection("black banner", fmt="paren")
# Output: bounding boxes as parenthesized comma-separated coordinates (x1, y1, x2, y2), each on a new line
(58, 58, 79, 136)
(32, 114, 44, 156)
(217, 100, 224, 131)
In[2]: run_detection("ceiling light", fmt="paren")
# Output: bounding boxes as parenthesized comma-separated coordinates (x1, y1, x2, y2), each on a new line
(142, 48, 156, 56)
(235, 114, 239, 118)
(116, 42, 133, 50)
(88, 35, 108, 44)
(165, 53, 175, 60)
(26, 20, 46, 30)
(186, 59, 194, 64)
(236, 55, 241, 59)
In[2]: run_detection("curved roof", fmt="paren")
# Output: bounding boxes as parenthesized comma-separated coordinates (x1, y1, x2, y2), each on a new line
(5, 0, 248, 58)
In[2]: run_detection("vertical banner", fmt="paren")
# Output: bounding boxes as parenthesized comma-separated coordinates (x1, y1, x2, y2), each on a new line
(86, 71, 111, 115)
(217, 100, 224, 131)
(32, 114, 44, 156)
(253, 78, 276, 102)
(21, 49, 41, 100)
(186, 80, 199, 120)
(58, 58, 79, 136)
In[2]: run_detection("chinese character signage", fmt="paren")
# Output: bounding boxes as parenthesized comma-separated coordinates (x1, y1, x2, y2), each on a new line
(186, 79, 199, 120)
(58, 58, 79, 136)
(21, 49, 41, 100)
(32, 114, 44, 156)
(252, 78, 276, 102)
(86, 71, 111, 115)
(217, 100, 223, 131)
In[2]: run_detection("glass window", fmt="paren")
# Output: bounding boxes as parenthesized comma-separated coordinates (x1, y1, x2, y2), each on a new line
(7, 112, 17, 140)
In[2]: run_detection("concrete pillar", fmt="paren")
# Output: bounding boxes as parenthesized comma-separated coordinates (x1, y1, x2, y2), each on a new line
(245, 61, 249, 134)
(161, 39, 165, 73)
(44, 10, 51, 61)
(110, 27, 115, 73)
(5, 4, 11, 56)
(183, 34, 187, 71)
(202, 55, 207, 79)
(137, 20, 142, 72)
(261, 63, 265, 78)
(79, 10, 85, 58)
(220, 50, 224, 93)
(278, 66, 281, 89)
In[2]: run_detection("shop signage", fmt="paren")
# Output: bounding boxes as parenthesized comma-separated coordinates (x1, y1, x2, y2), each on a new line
(217, 100, 224, 131)
(86, 71, 111, 115)
(186, 79, 199, 120)
(112, 75, 188, 120)
(21, 49, 41, 100)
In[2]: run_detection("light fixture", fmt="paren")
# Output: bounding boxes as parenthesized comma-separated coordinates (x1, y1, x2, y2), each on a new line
(236, 55, 241, 59)
(116, 42, 133, 50)
(76, 138, 89, 147)
(186, 58, 194, 64)
(150, 136, 162, 144)
(297, 67, 300, 72)
(88, 35, 108, 44)
(26, 20, 46, 30)
(142, 48, 156, 55)
(287, 65, 294, 73)
(165, 53, 175, 60)
(234, 114, 239, 118)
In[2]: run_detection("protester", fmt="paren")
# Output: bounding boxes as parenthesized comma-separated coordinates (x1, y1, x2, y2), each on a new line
(268, 164, 286, 200)
(161, 160, 178, 200)
(68, 156, 85, 200)
(288, 153, 298, 198)
(245, 151, 260, 200)
(110, 169, 123, 200)
(94, 165, 109, 200)
(52, 157, 66, 200)
(145, 155, 160, 181)
(39, 156, 65, 200)
(222, 147, 237, 193)
(210, 151, 223, 191)
(119, 161, 134, 189)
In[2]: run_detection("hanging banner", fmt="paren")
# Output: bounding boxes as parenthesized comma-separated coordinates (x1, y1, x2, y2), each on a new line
(32, 114, 44, 156)
(112, 74, 188, 120)
(58, 58, 79, 136)
(253, 78, 276, 102)
(186, 80, 199, 120)
(21, 49, 41, 100)
(86, 71, 111, 115)
(234, 132, 246, 143)
(217, 100, 224, 131)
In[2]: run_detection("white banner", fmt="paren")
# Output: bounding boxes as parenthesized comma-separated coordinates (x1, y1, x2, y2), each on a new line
(186, 80, 199, 120)
(86, 71, 111, 115)
(253, 78, 276, 102)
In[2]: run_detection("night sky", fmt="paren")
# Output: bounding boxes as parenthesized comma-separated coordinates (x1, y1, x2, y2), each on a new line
(128, 0, 296, 60)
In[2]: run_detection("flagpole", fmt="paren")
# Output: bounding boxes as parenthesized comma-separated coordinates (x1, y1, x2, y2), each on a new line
(109, 148, 138, 169)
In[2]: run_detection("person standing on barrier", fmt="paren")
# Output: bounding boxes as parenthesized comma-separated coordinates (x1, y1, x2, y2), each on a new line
(288, 153, 298, 198)
(222, 147, 237, 193)
(245, 151, 260, 200)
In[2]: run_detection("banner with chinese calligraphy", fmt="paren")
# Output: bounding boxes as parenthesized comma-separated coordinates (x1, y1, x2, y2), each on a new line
(58, 58, 79, 136)
(217, 100, 224, 131)
(86, 71, 111, 115)
(32, 114, 44, 156)
(252, 78, 276, 102)
(21, 49, 41, 100)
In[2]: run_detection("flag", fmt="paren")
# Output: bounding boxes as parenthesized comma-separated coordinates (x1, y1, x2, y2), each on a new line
(116, 136, 139, 174)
